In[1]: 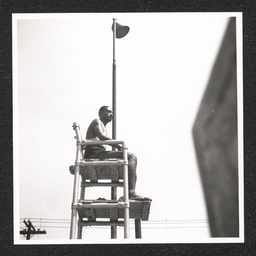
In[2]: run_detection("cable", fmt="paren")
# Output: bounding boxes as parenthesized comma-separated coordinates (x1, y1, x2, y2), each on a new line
(19, 218, 210, 231)
(20, 218, 208, 224)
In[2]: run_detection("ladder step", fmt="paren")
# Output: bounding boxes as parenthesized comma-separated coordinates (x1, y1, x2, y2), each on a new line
(84, 182, 123, 187)
(81, 221, 124, 227)
(79, 160, 127, 166)
(79, 199, 119, 204)
(77, 202, 126, 209)
(77, 200, 152, 220)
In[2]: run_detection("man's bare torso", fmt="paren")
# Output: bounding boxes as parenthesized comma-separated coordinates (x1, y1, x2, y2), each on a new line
(86, 119, 107, 140)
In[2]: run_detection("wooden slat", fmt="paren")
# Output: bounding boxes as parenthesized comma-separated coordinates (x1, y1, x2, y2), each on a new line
(78, 200, 151, 220)
(118, 166, 124, 179)
(81, 221, 124, 226)
(79, 166, 88, 180)
(79, 199, 118, 204)
(109, 208, 118, 221)
(110, 165, 119, 182)
(80, 160, 126, 166)
(78, 203, 124, 209)
(96, 166, 111, 179)
(87, 166, 98, 182)
(141, 202, 151, 220)
(78, 201, 151, 220)
(84, 182, 123, 187)
(84, 209, 96, 221)
(71, 164, 124, 180)
(94, 208, 110, 218)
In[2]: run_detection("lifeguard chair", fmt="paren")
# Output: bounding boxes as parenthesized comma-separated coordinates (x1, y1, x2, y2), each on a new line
(69, 122, 151, 239)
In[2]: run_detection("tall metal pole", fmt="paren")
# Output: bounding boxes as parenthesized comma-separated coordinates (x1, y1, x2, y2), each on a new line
(112, 18, 117, 140)
(111, 18, 130, 239)
(111, 18, 117, 239)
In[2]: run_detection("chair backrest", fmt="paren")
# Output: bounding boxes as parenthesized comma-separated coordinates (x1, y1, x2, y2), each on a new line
(70, 122, 125, 182)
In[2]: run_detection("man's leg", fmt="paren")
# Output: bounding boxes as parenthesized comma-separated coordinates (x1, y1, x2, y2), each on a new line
(126, 152, 137, 196)
(99, 151, 137, 196)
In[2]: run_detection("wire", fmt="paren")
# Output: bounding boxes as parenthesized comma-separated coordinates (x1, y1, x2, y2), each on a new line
(41, 226, 70, 229)
(21, 218, 208, 223)
(19, 218, 210, 231)
(20, 225, 209, 230)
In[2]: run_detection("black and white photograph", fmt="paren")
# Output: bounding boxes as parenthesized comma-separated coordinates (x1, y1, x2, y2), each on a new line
(13, 12, 243, 244)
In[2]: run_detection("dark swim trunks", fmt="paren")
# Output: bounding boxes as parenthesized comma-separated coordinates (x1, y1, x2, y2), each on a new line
(84, 145, 106, 159)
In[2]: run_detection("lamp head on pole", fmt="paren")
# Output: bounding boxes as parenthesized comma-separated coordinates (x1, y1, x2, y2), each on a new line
(112, 22, 130, 38)
(111, 19, 130, 140)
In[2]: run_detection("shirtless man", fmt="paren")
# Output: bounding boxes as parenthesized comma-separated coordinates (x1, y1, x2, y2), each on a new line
(84, 105, 149, 201)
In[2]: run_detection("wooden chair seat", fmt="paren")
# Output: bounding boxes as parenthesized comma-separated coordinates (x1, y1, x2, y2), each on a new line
(69, 164, 124, 182)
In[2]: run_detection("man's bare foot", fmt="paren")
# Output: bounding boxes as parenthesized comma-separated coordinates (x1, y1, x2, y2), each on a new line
(129, 193, 151, 201)
(118, 194, 151, 202)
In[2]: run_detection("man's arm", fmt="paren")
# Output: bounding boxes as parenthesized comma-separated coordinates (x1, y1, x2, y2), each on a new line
(93, 120, 122, 150)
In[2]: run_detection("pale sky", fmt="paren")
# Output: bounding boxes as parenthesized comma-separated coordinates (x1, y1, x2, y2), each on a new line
(13, 13, 242, 243)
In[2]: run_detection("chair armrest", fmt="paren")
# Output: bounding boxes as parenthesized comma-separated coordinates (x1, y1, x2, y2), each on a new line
(80, 140, 125, 146)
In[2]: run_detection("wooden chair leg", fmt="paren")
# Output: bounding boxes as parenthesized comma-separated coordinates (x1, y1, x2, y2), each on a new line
(80, 179, 86, 201)
(135, 219, 142, 238)
(111, 187, 117, 239)
(77, 218, 83, 239)
(77, 180, 85, 239)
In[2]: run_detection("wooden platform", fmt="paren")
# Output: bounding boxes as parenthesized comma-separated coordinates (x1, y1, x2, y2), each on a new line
(76, 200, 151, 221)
(69, 163, 151, 230)
(70, 163, 124, 181)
